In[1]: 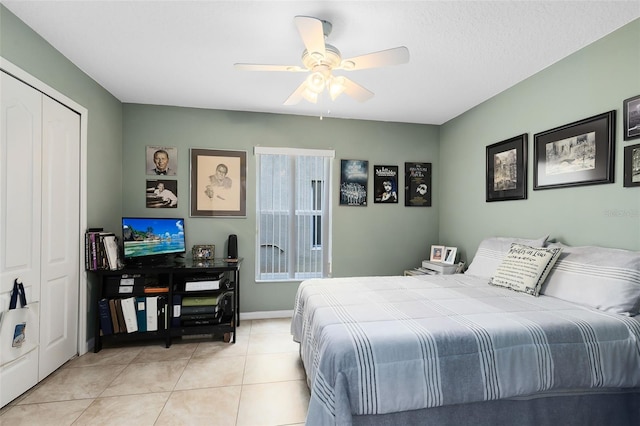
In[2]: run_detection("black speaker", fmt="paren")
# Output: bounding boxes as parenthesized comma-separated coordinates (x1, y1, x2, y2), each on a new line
(227, 234, 238, 261)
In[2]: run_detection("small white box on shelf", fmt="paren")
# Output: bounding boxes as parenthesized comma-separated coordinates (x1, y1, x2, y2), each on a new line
(421, 260, 458, 275)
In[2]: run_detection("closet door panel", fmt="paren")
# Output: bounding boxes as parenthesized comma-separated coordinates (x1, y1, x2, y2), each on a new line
(38, 95, 80, 380)
(0, 71, 42, 407)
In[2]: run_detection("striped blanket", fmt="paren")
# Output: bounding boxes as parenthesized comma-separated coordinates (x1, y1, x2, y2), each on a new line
(291, 274, 640, 425)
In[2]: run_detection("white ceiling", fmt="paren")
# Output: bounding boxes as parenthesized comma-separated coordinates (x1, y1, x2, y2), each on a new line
(3, 1, 639, 125)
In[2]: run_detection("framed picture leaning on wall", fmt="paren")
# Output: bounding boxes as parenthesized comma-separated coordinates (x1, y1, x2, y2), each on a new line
(486, 134, 528, 202)
(534, 110, 615, 190)
(190, 149, 247, 217)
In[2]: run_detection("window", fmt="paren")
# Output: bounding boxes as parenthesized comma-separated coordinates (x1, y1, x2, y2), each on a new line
(255, 147, 334, 281)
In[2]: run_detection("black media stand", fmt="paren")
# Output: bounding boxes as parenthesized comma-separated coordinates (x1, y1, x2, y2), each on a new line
(90, 257, 242, 352)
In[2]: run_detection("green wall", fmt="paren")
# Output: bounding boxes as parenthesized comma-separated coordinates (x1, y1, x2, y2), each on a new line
(123, 104, 440, 312)
(0, 5, 124, 232)
(1, 5, 123, 340)
(3, 3, 639, 318)
(439, 19, 640, 263)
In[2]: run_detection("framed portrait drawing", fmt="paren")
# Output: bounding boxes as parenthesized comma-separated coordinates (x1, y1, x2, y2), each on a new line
(190, 149, 247, 217)
(623, 94, 640, 141)
(340, 159, 368, 206)
(486, 134, 527, 202)
(534, 110, 615, 190)
(405, 162, 432, 206)
(430, 245, 445, 262)
(624, 143, 640, 187)
(373, 165, 399, 204)
(146, 179, 178, 208)
(146, 146, 177, 176)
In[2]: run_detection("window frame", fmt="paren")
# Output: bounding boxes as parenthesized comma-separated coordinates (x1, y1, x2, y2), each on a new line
(254, 146, 334, 282)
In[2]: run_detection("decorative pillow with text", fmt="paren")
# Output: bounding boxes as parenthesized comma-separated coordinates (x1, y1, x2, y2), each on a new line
(489, 243, 562, 296)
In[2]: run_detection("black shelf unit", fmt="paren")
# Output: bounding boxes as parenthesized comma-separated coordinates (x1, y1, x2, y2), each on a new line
(90, 258, 242, 352)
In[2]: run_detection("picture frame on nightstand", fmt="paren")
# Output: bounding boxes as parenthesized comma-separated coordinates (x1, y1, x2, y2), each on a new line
(443, 247, 458, 264)
(430, 245, 445, 262)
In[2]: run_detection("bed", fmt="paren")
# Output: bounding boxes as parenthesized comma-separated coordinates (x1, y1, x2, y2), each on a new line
(291, 237, 640, 425)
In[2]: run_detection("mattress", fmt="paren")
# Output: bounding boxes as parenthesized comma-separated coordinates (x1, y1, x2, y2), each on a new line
(291, 274, 640, 425)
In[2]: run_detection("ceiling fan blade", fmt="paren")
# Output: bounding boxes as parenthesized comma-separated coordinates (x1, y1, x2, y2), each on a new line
(234, 63, 306, 72)
(283, 80, 309, 106)
(341, 77, 374, 102)
(339, 46, 410, 71)
(294, 16, 326, 60)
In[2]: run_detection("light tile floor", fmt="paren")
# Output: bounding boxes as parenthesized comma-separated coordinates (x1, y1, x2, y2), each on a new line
(0, 318, 309, 426)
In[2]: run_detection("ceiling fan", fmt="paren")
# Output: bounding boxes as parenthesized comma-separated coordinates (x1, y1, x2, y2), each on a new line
(234, 16, 410, 105)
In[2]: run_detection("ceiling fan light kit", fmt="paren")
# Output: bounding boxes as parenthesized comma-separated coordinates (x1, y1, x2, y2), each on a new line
(234, 15, 410, 105)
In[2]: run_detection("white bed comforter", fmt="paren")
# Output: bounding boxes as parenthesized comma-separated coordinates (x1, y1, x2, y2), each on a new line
(291, 274, 640, 425)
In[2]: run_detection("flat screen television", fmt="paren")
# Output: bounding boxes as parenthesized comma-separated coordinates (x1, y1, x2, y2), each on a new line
(122, 217, 186, 265)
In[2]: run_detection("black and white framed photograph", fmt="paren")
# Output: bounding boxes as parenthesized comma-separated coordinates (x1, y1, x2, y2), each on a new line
(146, 146, 177, 176)
(146, 179, 178, 208)
(624, 143, 640, 187)
(190, 149, 247, 217)
(405, 162, 432, 207)
(340, 159, 368, 206)
(486, 134, 527, 202)
(534, 110, 615, 190)
(443, 247, 458, 265)
(373, 165, 399, 203)
(623, 94, 640, 141)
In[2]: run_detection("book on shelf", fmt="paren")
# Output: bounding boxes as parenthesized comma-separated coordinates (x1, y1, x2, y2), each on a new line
(182, 295, 222, 306)
(180, 313, 218, 321)
(135, 297, 147, 332)
(98, 298, 113, 335)
(108, 299, 120, 333)
(115, 298, 127, 333)
(144, 286, 169, 294)
(181, 305, 218, 315)
(121, 297, 138, 333)
(171, 294, 182, 327)
(181, 318, 220, 327)
(85, 229, 121, 271)
(146, 296, 158, 331)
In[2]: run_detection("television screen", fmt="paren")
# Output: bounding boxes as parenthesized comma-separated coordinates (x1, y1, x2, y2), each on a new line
(122, 217, 186, 262)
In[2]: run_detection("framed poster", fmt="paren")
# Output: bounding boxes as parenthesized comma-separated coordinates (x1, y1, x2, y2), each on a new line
(340, 159, 368, 206)
(534, 111, 615, 190)
(190, 149, 247, 217)
(405, 162, 431, 206)
(146, 179, 178, 208)
(623, 94, 640, 141)
(486, 134, 528, 202)
(146, 146, 177, 176)
(373, 165, 399, 203)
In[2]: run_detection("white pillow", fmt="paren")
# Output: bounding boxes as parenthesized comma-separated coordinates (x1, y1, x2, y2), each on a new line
(465, 235, 549, 279)
(541, 244, 640, 316)
(489, 244, 562, 296)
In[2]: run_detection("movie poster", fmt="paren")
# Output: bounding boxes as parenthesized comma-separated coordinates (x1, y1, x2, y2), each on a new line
(373, 165, 399, 203)
(340, 159, 368, 206)
(405, 162, 432, 207)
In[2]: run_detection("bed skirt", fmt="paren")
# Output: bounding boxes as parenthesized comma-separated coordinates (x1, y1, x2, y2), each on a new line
(352, 388, 640, 426)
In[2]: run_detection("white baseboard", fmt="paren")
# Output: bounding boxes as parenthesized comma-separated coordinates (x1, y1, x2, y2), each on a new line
(240, 310, 294, 320)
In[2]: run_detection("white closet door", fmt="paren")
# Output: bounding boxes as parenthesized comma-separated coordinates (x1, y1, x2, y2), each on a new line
(38, 95, 80, 380)
(0, 70, 42, 406)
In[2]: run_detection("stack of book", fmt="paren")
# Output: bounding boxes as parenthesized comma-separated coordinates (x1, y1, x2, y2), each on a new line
(85, 228, 120, 271)
(97, 295, 167, 335)
(174, 292, 232, 327)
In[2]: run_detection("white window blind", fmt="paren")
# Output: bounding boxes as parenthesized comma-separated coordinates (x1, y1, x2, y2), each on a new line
(255, 147, 334, 281)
